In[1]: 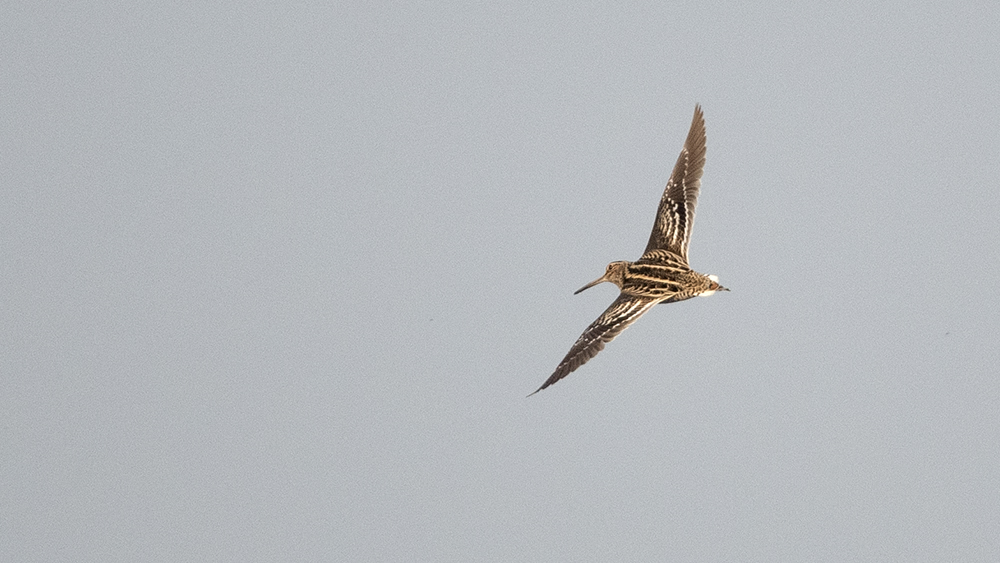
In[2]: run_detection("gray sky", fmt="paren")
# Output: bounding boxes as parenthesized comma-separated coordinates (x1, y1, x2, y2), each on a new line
(4, 2, 999, 561)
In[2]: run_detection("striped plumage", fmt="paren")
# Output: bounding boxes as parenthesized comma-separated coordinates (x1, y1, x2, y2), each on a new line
(532, 105, 727, 395)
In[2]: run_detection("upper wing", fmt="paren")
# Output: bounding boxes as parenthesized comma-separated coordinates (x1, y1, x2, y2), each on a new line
(642, 105, 707, 264)
(531, 294, 658, 394)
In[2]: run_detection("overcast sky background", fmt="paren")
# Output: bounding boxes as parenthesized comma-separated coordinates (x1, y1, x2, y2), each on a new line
(3, 2, 999, 561)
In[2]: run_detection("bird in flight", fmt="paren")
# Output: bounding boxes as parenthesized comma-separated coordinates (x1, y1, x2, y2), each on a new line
(531, 105, 727, 395)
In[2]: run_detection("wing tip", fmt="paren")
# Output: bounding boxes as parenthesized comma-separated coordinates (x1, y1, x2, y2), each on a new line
(528, 371, 562, 396)
(689, 104, 707, 150)
(692, 104, 704, 130)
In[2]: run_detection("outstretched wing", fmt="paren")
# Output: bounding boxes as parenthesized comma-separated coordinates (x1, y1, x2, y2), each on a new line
(642, 105, 707, 265)
(531, 294, 657, 395)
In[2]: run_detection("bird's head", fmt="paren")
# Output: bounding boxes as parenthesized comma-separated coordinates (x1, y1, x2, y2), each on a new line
(575, 261, 629, 294)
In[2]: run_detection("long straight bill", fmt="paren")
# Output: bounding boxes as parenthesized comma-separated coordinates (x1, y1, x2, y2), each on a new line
(574, 275, 607, 295)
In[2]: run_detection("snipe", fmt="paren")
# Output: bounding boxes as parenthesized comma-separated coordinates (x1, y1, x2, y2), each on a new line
(532, 105, 727, 395)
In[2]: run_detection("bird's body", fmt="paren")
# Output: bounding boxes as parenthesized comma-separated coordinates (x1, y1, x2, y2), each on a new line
(532, 105, 726, 395)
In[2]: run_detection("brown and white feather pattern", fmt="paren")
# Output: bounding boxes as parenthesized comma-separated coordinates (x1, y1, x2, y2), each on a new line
(532, 294, 657, 394)
(533, 105, 725, 395)
(643, 105, 707, 265)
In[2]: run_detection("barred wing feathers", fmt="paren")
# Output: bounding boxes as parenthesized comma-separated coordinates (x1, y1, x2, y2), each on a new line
(642, 105, 707, 264)
(531, 294, 657, 394)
